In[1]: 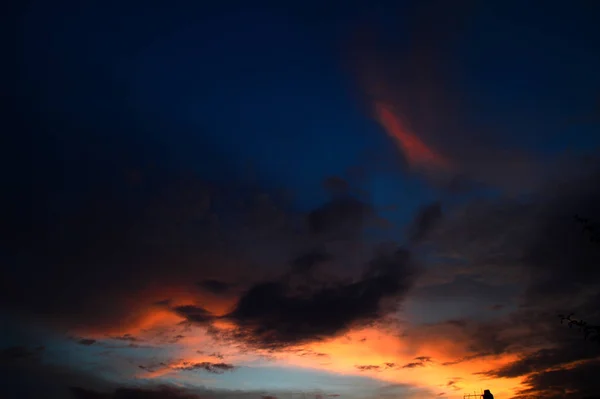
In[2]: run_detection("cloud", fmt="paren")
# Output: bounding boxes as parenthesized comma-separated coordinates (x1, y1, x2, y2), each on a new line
(223, 248, 416, 349)
(138, 362, 168, 373)
(401, 356, 431, 369)
(78, 339, 96, 346)
(196, 279, 233, 295)
(0, 346, 44, 363)
(407, 202, 442, 243)
(413, 162, 600, 396)
(355, 357, 432, 372)
(70, 385, 201, 399)
(349, 1, 555, 195)
(306, 196, 373, 237)
(110, 334, 139, 342)
(0, 165, 227, 331)
(355, 365, 380, 372)
(511, 359, 600, 399)
(290, 249, 333, 274)
(322, 176, 350, 195)
(173, 305, 215, 325)
(175, 361, 236, 374)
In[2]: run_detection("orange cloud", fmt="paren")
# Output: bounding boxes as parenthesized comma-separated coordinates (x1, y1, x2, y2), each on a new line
(374, 102, 451, 173)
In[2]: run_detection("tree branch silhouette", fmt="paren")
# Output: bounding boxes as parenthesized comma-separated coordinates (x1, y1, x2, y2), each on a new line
(557, 215, 600, 344)
(558, 313, 600, 344)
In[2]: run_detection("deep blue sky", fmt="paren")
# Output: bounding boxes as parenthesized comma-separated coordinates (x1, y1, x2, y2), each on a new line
(7, 1, 599, 218)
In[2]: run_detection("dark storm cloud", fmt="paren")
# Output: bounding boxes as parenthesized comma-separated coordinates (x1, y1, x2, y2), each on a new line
(224, 248, 416, 348)
(196, 279, 233, 295)
(78, 339, 96, 346)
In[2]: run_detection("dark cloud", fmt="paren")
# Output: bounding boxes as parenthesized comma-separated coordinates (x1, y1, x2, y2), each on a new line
(480, 337, 600, 379)
(444, 379, 462, 392)
(111, 334, 139, 342)
(355, 357, 432, 372)
(290, 249, 332, 274)
(70, 387, 111, 399)
(400, 362, 422, 369)
(322, 176, 349, 195)
(418, 163, 600, 396)
(78, 339, 96, 346)
(70, 385, 200, 399)
(510, 359, 600, 399)
(293, 348, 329, 358)
(408, 202, 442, 243)
(0, 356, 114, 399)
(1, 89, 309, 333)
(138, 362, 167, 373)
(175, 361, 236, 374)
(172, 305, 215, 325)
(355, 365, 380, 372)
(0, 163, 226, 331)
(224, 248, 416, 348)
(306, 197, 373, 236)
(0, 346, 44, 363)
(196, 279, 233, 295)
(413, 356, 432, 363)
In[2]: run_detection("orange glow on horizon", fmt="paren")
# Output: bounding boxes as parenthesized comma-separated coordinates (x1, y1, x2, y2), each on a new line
(79, 304, 524, 398)
(69, 284, 523, 398)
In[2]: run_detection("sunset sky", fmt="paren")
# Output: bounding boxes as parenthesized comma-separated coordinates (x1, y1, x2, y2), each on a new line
(3, 1, 600, 399)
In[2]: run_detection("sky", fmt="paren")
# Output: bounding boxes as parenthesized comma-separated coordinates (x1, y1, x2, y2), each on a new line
(2, 0, 600, 398)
